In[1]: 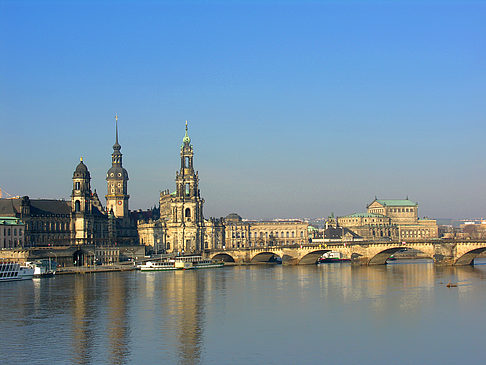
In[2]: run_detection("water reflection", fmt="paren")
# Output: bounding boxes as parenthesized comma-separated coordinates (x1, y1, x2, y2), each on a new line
(2, 262, 486, 364)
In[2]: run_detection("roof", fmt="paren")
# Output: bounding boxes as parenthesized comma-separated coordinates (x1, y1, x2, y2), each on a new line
(225, 213, 243, 222)
(29, 200, 71, 215)
(342, 212, 385, 218)
(0, 198, 71, 216)
(0, 199, 21, 216)
(324, 227, 361, 239)
(373, 199, 417, 207)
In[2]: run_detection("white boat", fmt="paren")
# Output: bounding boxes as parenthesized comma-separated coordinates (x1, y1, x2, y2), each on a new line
(174, 256, 224, 270)
(139, 260, 180, 271)
(0, 261, 35, 282)
(27, 260, 57, 277)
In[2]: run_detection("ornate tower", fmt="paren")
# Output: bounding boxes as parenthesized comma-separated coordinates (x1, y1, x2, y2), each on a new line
(168, 121, 205, 253)
(71, 157, 93, 244)
(105, 114, 129, 218)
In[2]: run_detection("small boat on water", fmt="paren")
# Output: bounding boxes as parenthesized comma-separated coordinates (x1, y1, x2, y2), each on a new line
(317, 252, 350, 264)
(0, 261, 35, 282)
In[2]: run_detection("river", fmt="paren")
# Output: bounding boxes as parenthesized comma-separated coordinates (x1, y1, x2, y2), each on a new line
(1, 260, 486, 364)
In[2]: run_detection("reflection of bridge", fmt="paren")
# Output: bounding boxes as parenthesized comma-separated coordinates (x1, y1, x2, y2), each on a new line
(204, 240, 486, 265)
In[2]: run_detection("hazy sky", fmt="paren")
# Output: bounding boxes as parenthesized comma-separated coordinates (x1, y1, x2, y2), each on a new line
(1, 0, 485, 220)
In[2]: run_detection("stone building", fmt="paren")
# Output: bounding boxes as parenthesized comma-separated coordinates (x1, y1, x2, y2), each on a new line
(0, 197, 72, 246)
(0, 116, 138, 249)
(71, 158, 109, 245)
(0, 216, 25, 248)
(158, 122, 206, 254)
(104, 116, 138, 245)
(337, 198, 438, 241)
(137, 123, 309, 254)
(221, 214, 309, 249)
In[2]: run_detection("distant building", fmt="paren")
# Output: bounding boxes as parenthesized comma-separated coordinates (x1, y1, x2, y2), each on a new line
(0, 216, 25, 248)
(337, 198, 438, 241)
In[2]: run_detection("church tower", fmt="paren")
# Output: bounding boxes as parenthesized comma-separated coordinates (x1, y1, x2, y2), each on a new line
(105, 114, 129, 218)
(167, 121, 205, 253)
(71, 157, 93, 244)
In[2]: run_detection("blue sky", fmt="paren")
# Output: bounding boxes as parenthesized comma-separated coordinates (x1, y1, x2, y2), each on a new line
(1, 0, 485, 219)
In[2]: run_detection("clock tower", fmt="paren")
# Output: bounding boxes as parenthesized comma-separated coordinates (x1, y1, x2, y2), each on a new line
(105, 114, 129, 218)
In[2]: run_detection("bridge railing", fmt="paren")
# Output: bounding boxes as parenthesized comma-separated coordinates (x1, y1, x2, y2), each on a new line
(205, 238, 486, 252)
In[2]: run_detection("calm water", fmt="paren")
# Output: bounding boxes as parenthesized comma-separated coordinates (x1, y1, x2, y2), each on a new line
(2, 261, 486, 365)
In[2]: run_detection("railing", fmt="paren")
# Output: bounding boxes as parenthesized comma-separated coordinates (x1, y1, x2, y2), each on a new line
(206, 239, 486, 252)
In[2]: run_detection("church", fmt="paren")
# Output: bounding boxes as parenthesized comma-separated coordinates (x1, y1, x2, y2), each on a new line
(0, 116, 138, 248)
(137, 122, 309, 254)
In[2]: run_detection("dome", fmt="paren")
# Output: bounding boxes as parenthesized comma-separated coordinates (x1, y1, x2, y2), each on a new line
(106, 165, 129, 180)
(73, 158, 90, 179)
(225, 213, 242, 222)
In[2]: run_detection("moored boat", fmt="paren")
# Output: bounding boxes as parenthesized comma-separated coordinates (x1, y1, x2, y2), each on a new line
(317, 252, 350, 264)
(174, 256, 224, 270)
(0, 261, 35, 282)
(139, 260, 179, 271)
(27, 259, 57, 278)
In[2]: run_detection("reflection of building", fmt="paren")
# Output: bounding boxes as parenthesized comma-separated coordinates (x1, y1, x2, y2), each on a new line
(0, 216, 25, 248)
(337, 198, 438, 241)
(138, 123, 309, 254)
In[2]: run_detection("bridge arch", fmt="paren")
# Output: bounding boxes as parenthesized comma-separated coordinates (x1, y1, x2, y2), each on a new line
(368, 246, 432, 265)
(455, 247, 486, 265)
(298, 250, 330, 265)
(211, 253, 236, 263)
(250, 252, 281, 263)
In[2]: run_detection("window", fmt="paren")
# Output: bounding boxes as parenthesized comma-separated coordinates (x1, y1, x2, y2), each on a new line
(75, 200, 81, 212)
(185, 156, 189, 168)
(185, 208, 191, 218)
(185, 184, 190, 196)
(75, 182, 80, 190)
(286, 232, 289, 238)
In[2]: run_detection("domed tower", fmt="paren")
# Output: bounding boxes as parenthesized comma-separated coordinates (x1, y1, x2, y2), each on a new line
(105, 114, 130, 218)
(72, 157, 92, 214)
(168, 121, 205, 253)
(71, 157, 93, 244)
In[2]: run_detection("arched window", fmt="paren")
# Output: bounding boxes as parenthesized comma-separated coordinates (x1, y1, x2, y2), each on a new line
(185, 183, 190, 196)
(185, 208, 191, 218)
(75, 182, 80, 190)
(185, 156, 189, 168)
(75, 200, 81, 212)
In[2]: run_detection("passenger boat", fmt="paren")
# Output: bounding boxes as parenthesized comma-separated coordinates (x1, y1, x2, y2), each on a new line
(317, 251, 350, 264)
(139, 260, 179, 271)
(0, 261, 35, 282)
(174, 256, 224, 270)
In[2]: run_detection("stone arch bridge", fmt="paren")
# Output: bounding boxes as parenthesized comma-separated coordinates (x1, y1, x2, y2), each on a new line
(204, 239, 486, 266)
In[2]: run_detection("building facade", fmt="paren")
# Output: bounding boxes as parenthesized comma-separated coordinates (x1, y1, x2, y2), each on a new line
(337, 198, 438, 241)
(0, 217, 25, 248)
(137, 123, 309, 253)
(0, 116, 138, 249)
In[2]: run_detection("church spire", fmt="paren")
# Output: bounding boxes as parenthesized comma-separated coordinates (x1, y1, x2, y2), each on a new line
(113, 113, 121, 152)
(182, 120, 191, 146)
